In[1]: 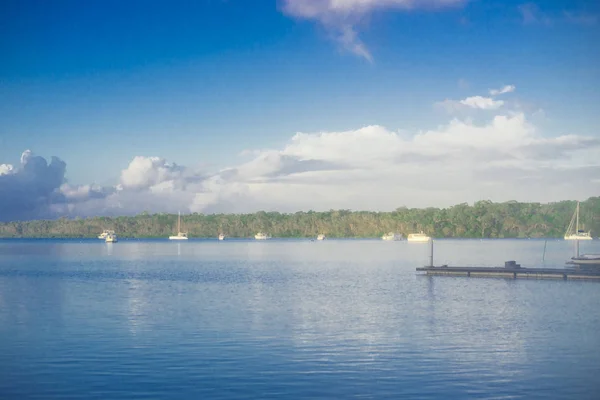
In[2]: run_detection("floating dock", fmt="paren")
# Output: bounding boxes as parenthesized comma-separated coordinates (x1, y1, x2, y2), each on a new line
(416, 240, 600, 281)
(416, 265, 600, 280)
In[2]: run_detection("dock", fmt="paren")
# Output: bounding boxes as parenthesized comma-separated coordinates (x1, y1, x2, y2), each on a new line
(416, 265, 600, 280)
(416, 240, 600, 281)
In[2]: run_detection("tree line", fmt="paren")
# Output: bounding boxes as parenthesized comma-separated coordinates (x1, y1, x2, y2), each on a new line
(0, 198, 598, 239)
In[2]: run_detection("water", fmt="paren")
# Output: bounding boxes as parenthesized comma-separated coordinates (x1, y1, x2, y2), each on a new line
(1, 239, 599, 399)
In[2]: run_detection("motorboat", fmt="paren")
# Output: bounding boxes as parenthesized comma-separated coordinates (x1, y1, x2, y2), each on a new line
(98, 230, 115, 239)
(407, 231, 431, 242)
(382, 232, 403, 241)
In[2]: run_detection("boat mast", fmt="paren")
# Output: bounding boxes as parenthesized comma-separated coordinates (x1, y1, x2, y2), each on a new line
(576, 202, 580, 232)
(178, 211, 181, 233)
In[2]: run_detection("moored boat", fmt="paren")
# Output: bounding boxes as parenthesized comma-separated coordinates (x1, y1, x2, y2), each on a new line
(169, 212, 188, 240)
(407, 231, 430, 242)
(98, 230, 115, 239)
(382, 232, 403, 241)
(564, 201, 592, 240)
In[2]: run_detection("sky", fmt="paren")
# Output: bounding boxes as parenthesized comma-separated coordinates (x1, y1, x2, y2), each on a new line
(0, 0, 599, 220)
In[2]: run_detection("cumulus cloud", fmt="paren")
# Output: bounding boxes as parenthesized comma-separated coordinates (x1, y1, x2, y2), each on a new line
(2, 83, 599, 221)
(280, 0, 468, 61)
(0, 150, 67, 221)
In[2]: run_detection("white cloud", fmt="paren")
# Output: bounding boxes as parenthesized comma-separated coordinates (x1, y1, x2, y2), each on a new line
(281, 0, 468, 61)
(489, 85, 516, 96)
(0, 164, 14, 176)
(436, 84, 515, 112)
(460, 96, 504, 110)
(3, 83, 600, 220)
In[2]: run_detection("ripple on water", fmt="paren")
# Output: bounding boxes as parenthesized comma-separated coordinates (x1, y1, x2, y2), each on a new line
(1, 239, 599, 399)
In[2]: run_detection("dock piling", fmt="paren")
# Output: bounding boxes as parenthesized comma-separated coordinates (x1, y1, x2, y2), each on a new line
(542, 240, 547, 263)
(428, 239, 434, 267)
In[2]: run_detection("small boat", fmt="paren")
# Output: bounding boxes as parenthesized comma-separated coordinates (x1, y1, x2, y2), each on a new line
(564, 201, 592, 240)
(568, 254, 600, 269)
(407, 231, 431, 242)
(98, 230, 115, 239)
(382, 232, 403, 241)
(255, 232, 271, 240)
(218, 233, 225, 241)
(317, 234, 326, 241)
(169, 211, 189, 240)
(105, 233, 118, 243)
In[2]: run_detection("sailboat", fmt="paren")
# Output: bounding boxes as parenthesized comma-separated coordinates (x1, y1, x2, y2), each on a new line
(169, 211, 189, 240)
(564, 202, 592, 240)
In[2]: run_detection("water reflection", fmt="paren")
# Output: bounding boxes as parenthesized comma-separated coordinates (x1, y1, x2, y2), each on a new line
(106, 242, 114, 256)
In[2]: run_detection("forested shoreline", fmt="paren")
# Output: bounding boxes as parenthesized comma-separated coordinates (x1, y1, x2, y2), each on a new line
(0, 198, 598, 239)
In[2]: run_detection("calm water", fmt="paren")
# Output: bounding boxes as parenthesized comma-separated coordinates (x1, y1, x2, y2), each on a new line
(1, 239, 599, 399)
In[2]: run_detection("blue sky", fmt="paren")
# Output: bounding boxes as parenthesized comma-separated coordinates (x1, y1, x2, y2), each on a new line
(1, 0, 599, 219)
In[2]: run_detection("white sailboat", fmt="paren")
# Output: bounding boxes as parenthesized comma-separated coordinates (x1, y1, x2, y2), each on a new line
(564, 201, 592, 240)
(169, 212, 188, 240)
(255, 232, 271, 240)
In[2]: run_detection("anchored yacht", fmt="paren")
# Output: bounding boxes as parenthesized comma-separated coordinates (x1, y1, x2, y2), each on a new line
(564, 201, 592, 240)
(255, 232, 271, 240)
(169, 212, 189, 240)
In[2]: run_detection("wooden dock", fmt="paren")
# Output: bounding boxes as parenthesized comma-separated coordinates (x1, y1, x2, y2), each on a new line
(416, 265, 600, 280)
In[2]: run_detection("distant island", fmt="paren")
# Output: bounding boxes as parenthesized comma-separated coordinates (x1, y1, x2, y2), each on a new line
(0, 198, 598, 239)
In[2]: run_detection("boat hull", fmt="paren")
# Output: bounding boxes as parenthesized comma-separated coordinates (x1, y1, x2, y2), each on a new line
(564, 235, 593, 240)
(169, 236, 188, 240)
(407, 236, 430, 242)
